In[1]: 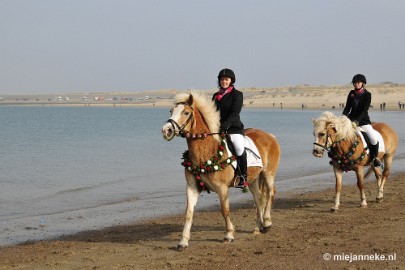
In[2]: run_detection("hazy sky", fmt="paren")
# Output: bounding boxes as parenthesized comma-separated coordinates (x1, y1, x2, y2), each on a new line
(1, 0, 404, 94)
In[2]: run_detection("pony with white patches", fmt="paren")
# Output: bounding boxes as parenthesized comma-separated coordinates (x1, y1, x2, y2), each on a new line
(312, 111, 398, 211)
(162, 92, 280, 250)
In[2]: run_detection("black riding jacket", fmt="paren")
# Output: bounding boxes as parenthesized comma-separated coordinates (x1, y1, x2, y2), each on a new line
(342, 89, 372, 126)
(212, 88, 245, 135)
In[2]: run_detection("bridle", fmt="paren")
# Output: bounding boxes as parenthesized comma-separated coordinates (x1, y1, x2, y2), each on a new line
(313, 129, 331, 152)
(166, 102, 195, 138)
(166, 102, 223, 140)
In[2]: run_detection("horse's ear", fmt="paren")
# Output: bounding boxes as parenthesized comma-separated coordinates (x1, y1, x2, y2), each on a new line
(188, 94, 194, 107)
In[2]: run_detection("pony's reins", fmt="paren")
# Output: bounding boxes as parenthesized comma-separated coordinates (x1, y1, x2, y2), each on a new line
(315, 128, 370, 172)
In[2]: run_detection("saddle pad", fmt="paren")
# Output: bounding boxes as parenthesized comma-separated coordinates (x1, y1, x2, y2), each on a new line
(245, 136, 263, 167)
(226, 136, 263, 169)
(357, 129, 385, 154)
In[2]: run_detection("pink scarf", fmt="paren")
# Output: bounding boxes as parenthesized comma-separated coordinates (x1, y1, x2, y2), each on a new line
(355, 87, 365, 96)
(216, 87, 233, 101)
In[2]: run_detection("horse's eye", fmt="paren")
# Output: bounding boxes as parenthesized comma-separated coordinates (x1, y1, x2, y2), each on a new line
(319, 132, 325, 137)
(184, 111, 190, 116)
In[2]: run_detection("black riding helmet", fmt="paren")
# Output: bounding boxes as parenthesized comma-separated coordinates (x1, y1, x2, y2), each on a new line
(218, 68, 236, 85)
(352, 74, 367, 84)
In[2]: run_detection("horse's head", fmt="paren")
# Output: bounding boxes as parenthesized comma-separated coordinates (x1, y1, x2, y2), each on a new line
(162, 94, 195, 141)
(312, 111, 356, 157)
(312, 118, 335, 157)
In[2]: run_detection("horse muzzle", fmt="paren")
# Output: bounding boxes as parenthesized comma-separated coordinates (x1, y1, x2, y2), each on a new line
(162, 122, 176, 141)
(312, 148, 324, 158)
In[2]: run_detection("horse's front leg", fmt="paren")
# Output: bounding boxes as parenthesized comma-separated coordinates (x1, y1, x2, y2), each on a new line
(332, 166, 343, 211)
(355, 167, 367, 207)
(178, 180, 200, 251)
(217, 186, 235, 242)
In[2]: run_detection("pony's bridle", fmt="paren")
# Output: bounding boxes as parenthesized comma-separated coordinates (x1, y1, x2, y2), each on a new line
(166, 102, 194, 137)
(313, 130, 331, 152)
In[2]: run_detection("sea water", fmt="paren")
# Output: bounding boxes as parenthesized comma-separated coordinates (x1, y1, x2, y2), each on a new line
(0, 106, 404, 245)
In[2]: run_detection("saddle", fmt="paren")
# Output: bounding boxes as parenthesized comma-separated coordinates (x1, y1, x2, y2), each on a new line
(356, 128, 385, 154)
(224, 135, 263, 169)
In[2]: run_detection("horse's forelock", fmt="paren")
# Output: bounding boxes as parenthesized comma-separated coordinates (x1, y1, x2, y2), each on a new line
(313, 112, 333, 131)
(175, 93, 192, 104)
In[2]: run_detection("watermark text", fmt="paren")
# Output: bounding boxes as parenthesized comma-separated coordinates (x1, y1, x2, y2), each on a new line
(323, 252, 396, 263)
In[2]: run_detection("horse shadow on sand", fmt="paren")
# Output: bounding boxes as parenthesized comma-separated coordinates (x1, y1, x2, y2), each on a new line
(53, 196, 328, 247)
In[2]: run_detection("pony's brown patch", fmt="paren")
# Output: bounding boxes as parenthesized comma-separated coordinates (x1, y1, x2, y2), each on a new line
(175, 91, 220, 139)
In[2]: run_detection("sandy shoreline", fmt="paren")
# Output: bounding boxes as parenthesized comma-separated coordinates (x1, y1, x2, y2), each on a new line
(1, 83, 403, 269)
(1, 171, 404, 269)
(1, 83, 405, 111)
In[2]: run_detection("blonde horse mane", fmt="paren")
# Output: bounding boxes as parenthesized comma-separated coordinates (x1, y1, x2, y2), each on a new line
(314, 111, 357, 142)
(175, 91, 220, 138)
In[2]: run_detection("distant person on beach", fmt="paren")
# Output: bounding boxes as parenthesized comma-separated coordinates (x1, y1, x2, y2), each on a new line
(212, 68, 247, 188)
(342, 74, 381, 167)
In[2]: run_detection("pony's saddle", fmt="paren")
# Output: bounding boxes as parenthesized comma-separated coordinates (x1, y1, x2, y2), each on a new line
(357, 128, 385, 154)
(225, 135, 263, 169)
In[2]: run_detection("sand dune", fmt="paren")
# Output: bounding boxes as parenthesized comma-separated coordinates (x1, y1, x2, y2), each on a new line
(1, 83, 405, 111)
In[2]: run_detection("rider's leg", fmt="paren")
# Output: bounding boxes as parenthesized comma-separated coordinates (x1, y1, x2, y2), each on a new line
(236, 150, 247, 186)
(229, 134, 247, 187)
(361, 124, 381, 166)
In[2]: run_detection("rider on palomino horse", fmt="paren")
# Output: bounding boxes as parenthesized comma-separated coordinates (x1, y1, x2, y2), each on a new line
(212, 68, 247, 188)
(342, 74, 381, 167)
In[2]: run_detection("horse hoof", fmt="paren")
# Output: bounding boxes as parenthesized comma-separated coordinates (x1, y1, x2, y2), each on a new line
(330, 207, 338, 212)
(223, 238, 234, 243)
(177, 244, 188, 251)
(360, 204, 368, 208)
(260, 225, 272, 234)
(376, 197, 384, 203)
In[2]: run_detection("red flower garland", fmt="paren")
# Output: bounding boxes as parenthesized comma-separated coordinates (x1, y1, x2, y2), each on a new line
(181, 137, 236, 192)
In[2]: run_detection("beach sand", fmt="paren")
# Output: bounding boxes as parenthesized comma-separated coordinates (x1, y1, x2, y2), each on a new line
(1, 172, 404, 269)
(1, 83, 404, 269)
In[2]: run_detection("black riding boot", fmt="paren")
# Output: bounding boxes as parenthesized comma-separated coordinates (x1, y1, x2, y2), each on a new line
(369, 142, 381, 167)
(235, 150, 247, 188)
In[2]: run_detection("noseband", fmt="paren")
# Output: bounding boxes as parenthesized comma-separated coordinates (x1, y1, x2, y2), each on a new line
(166, 102, 194, 137)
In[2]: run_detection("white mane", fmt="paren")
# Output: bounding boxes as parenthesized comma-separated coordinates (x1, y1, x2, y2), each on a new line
(314, 111, 357, 142)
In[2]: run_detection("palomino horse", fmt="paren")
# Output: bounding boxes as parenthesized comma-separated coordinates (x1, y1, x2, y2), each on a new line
(312, 111, 398, 211)
(162, 92, 280, 250)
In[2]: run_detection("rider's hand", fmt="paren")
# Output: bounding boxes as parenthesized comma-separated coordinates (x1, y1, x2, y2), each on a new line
(352, 121, 358, 129)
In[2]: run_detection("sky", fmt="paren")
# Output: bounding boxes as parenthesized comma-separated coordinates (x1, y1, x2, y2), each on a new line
(1, 0, 405, 94)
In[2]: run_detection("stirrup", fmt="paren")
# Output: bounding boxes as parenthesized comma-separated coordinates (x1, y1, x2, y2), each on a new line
(234, 175, 247, 188)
